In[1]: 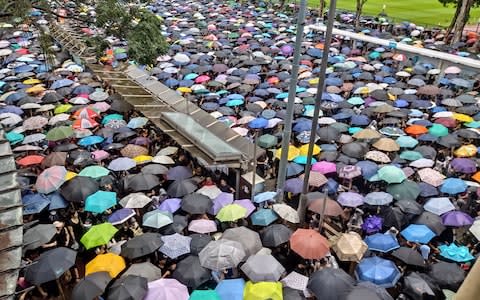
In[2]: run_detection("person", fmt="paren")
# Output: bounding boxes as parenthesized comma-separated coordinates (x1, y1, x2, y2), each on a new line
(420, 244, 431, 261)
(67, 210, 84, 250)
(116, 223, 134, 241)
(43, 221, 70, 249)
(218, 178, 235, 193)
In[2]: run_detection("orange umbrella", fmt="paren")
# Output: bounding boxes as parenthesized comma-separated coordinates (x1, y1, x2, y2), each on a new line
(290, 228, 329, 259)
(17, 155, 44, 166)
(85, 253, 125, 278)
(405, 125, 428, 136)
(472, 171, 480, 183)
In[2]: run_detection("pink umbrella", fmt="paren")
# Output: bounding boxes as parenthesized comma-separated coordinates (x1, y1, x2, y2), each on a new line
(233, 199, 256, 216)
(92, 150, 110, 161)
(90, 102, 111, 112)
(188, 219, 218, 234)
(144, 278, 189, 300)
(195, 75, 211, 83)
(311, 161, 337, 174)
(35, 166, 67, 194)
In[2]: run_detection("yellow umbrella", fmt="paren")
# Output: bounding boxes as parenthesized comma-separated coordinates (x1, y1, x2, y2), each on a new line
(357, 86, 370, 94)
(387, 93, 396, 101)
(308, 78, 319, 85)
(243, 281, 283, 300)
(65, 171, 77, 181)
(454, 144, 477, 157)
(54, 104, 73, 114)
(177, 87, 192, 93)
(299, 144, 321, 156)
(353, 128, 382, 140)
(85, 253, 125, 278)
(275, 145, 300, 161)
(26, 84, 46, 94)
(23, 78, 41, 85)
(453, 113, 473, 123)
(133, 155, 153, 164)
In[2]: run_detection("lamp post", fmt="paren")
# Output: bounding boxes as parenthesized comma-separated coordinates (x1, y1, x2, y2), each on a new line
(298, 0, 337, 225)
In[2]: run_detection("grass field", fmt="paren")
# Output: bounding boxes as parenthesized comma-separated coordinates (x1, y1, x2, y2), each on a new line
(306, 0, 480, 27)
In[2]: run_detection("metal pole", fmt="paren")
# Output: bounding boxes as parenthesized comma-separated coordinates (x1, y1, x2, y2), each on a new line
(276, 0, 308, 202)
(317, 186, 328, 231)
(298, 0, 337, 224)
(251, 130, 258, 202)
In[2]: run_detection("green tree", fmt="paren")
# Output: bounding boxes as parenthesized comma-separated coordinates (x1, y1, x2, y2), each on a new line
(440, 0, 480, 45)
(355, 0, 368, 29)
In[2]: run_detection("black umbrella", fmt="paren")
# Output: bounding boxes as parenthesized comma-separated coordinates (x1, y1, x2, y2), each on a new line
(72, 271, 111, 300)
(414, 211, 446, 235)
(307, 268, 355, 300)
(110, 97, 133, 113)
(107, 275, 148, 300)
(261, 224, 293, 247)
(345, 286, 382, 300)
(167, 179, 198, 198)
(342, 142, 368, 159)
(283, 287, 306, 300)
(414, 146, 437, 160)
(403, 272, 437, 300)
(457, 128, 480, 139)
(54, 143, 78, 152)
(120, 232, 163, 259)
(173, 255, 211, 289)
(181, 193, 212, 214)
(317, 126, 341, 142)
(141, 164, 169, 175)
(437, 134, 461, 148)
(25, 247, 77, 285)
(356, 282, 393, 300)
(190, 233, 213, 255)
(23, 223, 56, 253)
(394, 200, 423, 215)
(391, 247, 426, 267)
(60, 176, 99, 203)
(381, 207, 407, 230)
(429, 262, 465, 291)
(125, 174, 160, 192)
(121, 262, 162, 282)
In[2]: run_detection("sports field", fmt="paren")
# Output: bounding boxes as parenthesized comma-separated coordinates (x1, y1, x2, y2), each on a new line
(306, 0, 480, 27)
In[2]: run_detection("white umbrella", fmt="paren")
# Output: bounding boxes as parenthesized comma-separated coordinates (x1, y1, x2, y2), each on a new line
(241, 254, 285, 282)
(196, 185, 222, 199)
(120, 192, 152, 208)
(272, 204, 300, 223)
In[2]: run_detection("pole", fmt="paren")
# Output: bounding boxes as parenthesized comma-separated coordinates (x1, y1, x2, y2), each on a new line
(298, 0, 337, 224)
(251, 130, 258, 202)
(276, 0, 308, 202)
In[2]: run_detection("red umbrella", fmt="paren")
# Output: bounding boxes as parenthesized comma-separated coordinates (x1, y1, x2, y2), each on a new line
(73, 108, 99, 119)
(434, 117, 457, 128)
(17, 155, 44, 166)
(195, 75, 210, 84)
(73, 118, 99, 129)
(290, 229, 329, 259)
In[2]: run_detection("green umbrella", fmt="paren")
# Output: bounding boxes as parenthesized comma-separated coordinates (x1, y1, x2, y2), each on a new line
(428, 124, 449, 137)
(6, 131, 24, 144)
(216, 204, 247, 222)
(228, 32, 239, 39)
(258, 134, 278, 148)
(387, 180, 420, 201)
(369, 51, 381, 59)
(45, 126, 74, 141)
(347, 97, 364, 105)
(396, 136, 418, 148)
(54, 104, 72, 114)
(377, 165, 406, 184)
(101, 114, 123, 125)
(189, 290, 221, 300)
(399, 151, 423, 161)
(79, 166, 110, 179)
(80, 223, 118, 250)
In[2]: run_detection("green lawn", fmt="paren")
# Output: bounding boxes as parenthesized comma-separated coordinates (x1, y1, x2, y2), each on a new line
(306, 0, 480, 27)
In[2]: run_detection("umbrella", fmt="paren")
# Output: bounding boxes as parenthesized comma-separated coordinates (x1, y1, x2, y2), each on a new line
(159, 198, 182, 213)
(251, 208, 278, 226)
(173, 255, 211, 289)
(308, 196, 344, 216)
(166, 166, 193, 181)
(23, 223, 56, 252)
(41, 152, 67, 167)
(107, 275, 148, 300)
(377, 165, 406, 184)
(272, 203, 300, 223)
(424, 197, 455, 215)
(261, 224, 293, 247)
(391, 247, 426, 267)
(215, 278, 245, 300)
(108, 208, 136, 225)
(144, 278, 189, 300)
(332, 232, 368, 262)
(188, 219, 217, 234)
(364, 233, 400, 253)
(120, 192, 152, 208)
(167, 179, 198, 197)
(35, 166, 67, 194)
(417, 168, 445, 187)
(85, 191, 117, 213)
(307, 268, 355, 300)
(356, 256, 401, 288)
(108, 157, 137, 171)
(78, 165, 110, 178)
(197, 185, 222, 200)
(85, 253, 125, 278)
(241, 254, 285, 282)
(401, 224, 436, 243)
(290, 228, 329, 259)
(440, 178, 467, 195)
(122, 262, 163, 282)
(373, 138, 400, 152)
(216, 204, 247, 222)
(189, 290, 221, 300)
(159, 233, 192, 259)
(125, 173, 160, 191)
(80, 223, 118, 250)
(429, 262, 465, 291)
(414, 211, 446, 235)
(199, 239, 246, 271)
(181, 193, 212, 214)
(387, 180, 420, 201)
(143, 210, 173, 229)
(337, 192, 365, 207)
(243, 281, 283, 300)
(121, 232, 164, 259)
(25, 247, 77, 285)
(61, 176, 99, 203)
(403, 272, 437, 300)
(72, 272, 111, 300)
(439, 244, 474, 262)
(45, 126, 74, 141)
(364, 192, 393, 206)
(221, 226, 262, 257)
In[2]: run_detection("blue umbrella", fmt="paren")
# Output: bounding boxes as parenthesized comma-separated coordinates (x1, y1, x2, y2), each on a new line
(0, 105, 24, 115)
(251, 208, 278, 226)
(46, 192, 68, 210)
(248, 118, 268, 129)
(286, 162, 304, 177)
(275, 92, 289, 99)
(227, 94, 244, 100)
(159, 198, 182, 213)
(78, 135, 104, 146)
(85, 191, 117, 213)
(401, 224, 436, 243)
(72, 85, 94, 95)
(440, 178, 467, 195)
(351, 115, 370, 126)
(51, 79, 74, 89)
(293, 156, 317, 165)
(254, 191, 277, 203)
(396, 136, 418, 148)
(108, 208, 136, 225)
(23, 193, 50, 215)
(355, 161, 379, 179)
(108, 157, 136, 171)
(356, 256, 401, 288)
(364, 233, 400, 252)
(127, 117, 148, 129)
(215, 278, 245, 300)
(325, 77, 343, 87)
(439, 244, 474, 263)
(284, 178, 303, 194)
(293, 121, 312, 132)
(226, 99, 244, 107)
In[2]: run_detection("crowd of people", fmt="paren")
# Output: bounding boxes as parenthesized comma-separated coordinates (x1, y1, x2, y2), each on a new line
(4, 0, 480, 299)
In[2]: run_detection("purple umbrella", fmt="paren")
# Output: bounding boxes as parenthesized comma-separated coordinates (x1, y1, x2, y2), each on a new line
(209, 192, 234, 215)
(281, 44, 294, 56)
(159, 198, 182, 213)
(108, 208, 136, 225)
(450, 158, 477, 174)
(362, 216, 383, 234)
(441, 211, 474, 227)
(284, 178, 303, 194)
(233, 199, 256, 216)
(166, 166, 193, 181)
(337, 192, 364, 207)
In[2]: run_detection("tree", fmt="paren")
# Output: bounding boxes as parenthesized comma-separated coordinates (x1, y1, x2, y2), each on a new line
(440, 0, 480, 45)
(355, 0, 368, 29)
